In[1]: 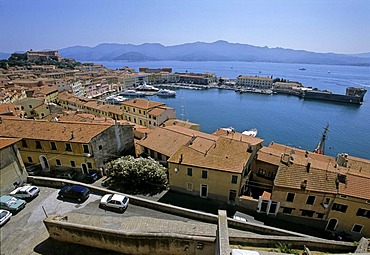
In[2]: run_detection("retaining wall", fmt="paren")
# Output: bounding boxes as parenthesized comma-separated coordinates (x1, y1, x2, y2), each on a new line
(44, 215, 215, 255)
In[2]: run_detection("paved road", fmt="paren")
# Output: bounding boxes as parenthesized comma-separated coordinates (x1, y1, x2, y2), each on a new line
(0, 186, 256, 255)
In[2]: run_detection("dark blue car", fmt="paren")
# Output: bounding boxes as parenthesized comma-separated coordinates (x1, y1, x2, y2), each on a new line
(58, 185, 90, 202)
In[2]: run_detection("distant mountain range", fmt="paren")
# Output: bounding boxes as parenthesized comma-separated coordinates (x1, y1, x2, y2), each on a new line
(1, 41, 370, 66)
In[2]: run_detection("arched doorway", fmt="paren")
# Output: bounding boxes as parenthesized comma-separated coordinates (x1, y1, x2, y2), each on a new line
(81, 163, 88, 175)
(39, 156, 50, 171)
(326, 218, 338, 231)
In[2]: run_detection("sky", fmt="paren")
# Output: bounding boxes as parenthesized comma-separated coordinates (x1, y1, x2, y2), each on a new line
(0, 0, 369, 54)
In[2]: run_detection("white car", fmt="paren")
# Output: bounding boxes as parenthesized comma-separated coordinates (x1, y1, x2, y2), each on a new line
(100, 194, 129, 212)
(10, 185, 40, 201)
(0, 209, 12, 226)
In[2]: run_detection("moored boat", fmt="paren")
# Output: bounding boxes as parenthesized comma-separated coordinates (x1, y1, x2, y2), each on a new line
(242, 128, 258, 137)
(120, 90, 146, 97)
(136, 83, 159, 91)
(157, 89, 176, 97)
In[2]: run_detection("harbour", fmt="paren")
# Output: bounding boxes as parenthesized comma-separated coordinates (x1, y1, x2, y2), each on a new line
(96, 60, 370, 160)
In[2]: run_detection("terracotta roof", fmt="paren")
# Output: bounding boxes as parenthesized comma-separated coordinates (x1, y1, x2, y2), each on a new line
(212, 129, 264, 146)
(169, 136, 252, 173)
(122, 98, 165, 109)
(255, 147, 282, 166)
(0, 137, 21, 149)
(274, 164, 338, 194)
(137, 126, 216, 157)
(148, 107, 166, 117)
(0, 118, 113, 143)
(274, 163, 370, 200)
(162, 119, 199, 129)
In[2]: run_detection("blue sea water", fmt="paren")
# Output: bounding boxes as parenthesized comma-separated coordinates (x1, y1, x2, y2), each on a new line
(95, 61, 370, 160)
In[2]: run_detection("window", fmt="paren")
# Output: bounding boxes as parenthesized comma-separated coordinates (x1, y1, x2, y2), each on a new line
(56, 159, 61, 166)
(22, 140, 28, 148)
(332, 203, 348, 213)
(35, 141, 42, 149)
(282, 207, 293, 214)
(301, 210, 315, 217)
(352, 224, 363, 233)
(306, 195, 316, 205)
(50, 142, 57, 150)
(70, 161, 76, 167)
(99, 145, 103, 150)
(187, 168, 192, 176)
(356, 208, 370, 218)
(27, 156, 33, 163)
(65, 143, 72, 152)
(29, 105, 32, 109)
(201, 170, 208, 179)
(286, 193, 295, 202)
(187, 182, 193, 191)
(83, 144, 90, 154)
(316, 213, 325, 219)
(87, 162, 92, 169)
(231, 175, 238, 184)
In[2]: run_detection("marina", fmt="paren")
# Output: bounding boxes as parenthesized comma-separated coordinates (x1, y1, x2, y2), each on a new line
(96, 60, 370, 160)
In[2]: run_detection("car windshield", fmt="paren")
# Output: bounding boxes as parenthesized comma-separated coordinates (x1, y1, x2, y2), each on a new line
(29, 187, 38, 193)
(0, 211, 8, 217)
(107, 194, 114, 201)
(5, 197, 18, 206)
(123, 197, 128, 203)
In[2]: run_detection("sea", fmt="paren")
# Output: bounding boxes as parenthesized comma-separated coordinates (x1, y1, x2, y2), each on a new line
(94, 60, 370, 160)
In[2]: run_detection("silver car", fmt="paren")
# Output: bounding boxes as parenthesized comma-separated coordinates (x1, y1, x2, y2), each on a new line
(10, 185, 40, 201)
(100, 194, 129, 212)
(0, 210, 12, 226)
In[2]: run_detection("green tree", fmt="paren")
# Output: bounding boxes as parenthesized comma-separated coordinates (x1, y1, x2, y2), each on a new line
(104, 156, 168, 195)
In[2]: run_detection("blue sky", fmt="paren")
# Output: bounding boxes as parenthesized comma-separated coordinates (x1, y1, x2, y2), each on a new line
(1, 0, 369, 54)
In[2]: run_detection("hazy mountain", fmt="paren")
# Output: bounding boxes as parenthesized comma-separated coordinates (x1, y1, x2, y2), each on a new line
(46, 41, 370, 66)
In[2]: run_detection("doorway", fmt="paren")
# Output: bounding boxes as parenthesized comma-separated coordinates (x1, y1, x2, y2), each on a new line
(229, 190, 236, 204)
(81, 163, 88, 175)
(200, 184, 208, 198)
(326, 218, 338, 231)
(39, 156, 49, 171)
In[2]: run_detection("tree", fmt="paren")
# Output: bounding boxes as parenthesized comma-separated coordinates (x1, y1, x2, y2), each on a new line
(104, 156, 168, 195)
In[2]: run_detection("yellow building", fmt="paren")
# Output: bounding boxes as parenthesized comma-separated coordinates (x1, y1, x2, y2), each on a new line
(122, 98, 176, 128)
(0, 118, 134, 176)
(0, 137, 27, 193)
(136, 125, 216, 165)
(253, 143, 370, 240)
(15, 97, 44, 118)
(168, 136, 254, 204)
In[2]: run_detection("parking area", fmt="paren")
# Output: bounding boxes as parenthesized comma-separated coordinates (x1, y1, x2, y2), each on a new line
(1, 186, 245, 255)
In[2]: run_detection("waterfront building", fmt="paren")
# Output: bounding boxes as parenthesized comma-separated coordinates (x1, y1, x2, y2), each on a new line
(121, 98, 176, 128)
(237, 75, 273, 89)
(178, 72, 217, 85)
(0, 118, 134, 176)
(168, 135, 255, 203)
(248, 141, 370, 240)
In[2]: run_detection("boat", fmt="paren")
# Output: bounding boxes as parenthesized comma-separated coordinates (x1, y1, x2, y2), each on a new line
(105, 95, 129, 104)
(242, 128, 258, 137)
(136, 83, 159, 92)
(237, 88, 273, 95)
(299, 68, 306, 71)
(156, 89, 176, 97)
(120, 90, 146, 97)
(220, 127, 235, 132)
(302, 87, 367, 105)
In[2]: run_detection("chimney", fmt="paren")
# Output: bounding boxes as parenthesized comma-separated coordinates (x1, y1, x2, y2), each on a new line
(306, 162, 311, 173)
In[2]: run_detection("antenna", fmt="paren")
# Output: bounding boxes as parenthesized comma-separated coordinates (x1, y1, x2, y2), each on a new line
(313, 123, 330, 155)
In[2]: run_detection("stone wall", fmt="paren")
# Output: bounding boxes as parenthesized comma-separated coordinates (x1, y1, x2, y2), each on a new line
(44, 216, 215, 255)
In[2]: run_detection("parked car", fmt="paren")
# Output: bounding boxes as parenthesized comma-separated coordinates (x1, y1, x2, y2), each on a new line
(100, 194, 129, 212)
(56, 171, 77, 180)
(0, 210, 12, 226)
(58, 185, 90, 202)
(81, 172, 100, 184)
(26, 165, 41, 176)
(10, 185, 40, 201)
(0, 195, 26, 214)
